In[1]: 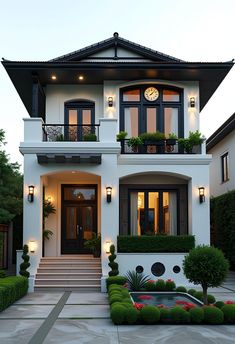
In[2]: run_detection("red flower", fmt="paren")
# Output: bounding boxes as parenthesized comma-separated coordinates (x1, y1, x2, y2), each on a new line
(225, 300, 234, 304)
(148, 280, 155, 283)
(176, 300, 188, 305)
(123, 282, 129, 289)
(134, 302, 145, 310)
(166, 279, 174, 283)
(157, 304, 167, 309)
(138, 295, 153, 300)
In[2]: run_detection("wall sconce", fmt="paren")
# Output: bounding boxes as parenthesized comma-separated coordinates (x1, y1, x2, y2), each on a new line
(47, 196, 52, 202)
(189, 97, 195, 108)
(198, 187, 205, 203)
(106, 186, 112, 203)
(105, 241, 111, 254)
(28, 185, 34, 202)
(29, 240, 36, 253)
(108, 96, 113, 107)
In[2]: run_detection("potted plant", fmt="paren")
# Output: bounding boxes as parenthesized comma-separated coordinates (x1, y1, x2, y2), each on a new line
(127, 136, 143, 153)
(166, 133, 177, 152)
(43, 200, 56, 256)
(140, 131, 165, 153)
(178, 130, 204, 154)
(83, 133, 97, 141)
(116, 131, 128, 141)
(55, 134, 64, 141)
(84, 232, 101, 257)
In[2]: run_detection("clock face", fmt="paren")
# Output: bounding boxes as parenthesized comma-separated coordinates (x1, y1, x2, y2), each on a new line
(144, 87, 159, 101)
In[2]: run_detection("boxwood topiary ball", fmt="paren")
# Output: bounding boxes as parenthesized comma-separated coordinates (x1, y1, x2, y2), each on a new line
(189, 307, 204, 324)
(215, 301, 225, 309)
(207, 294, 216, 304)
(171, 306, 190, 323)
(176, 286, 187, 293)
(221, 304, 235, 323)
(187, 289, 196, 296)
(194, 291, 203, 301)
(160, 308, 171, 323)
(109, 295, 123, 304)
(125, 307, 139, 324)
(110, 305, 127, 325)
(155, 279, 166, 291)
(140, 306, 160, 324)
(203, 306, 224, 324)
(145, 281, 156, 291)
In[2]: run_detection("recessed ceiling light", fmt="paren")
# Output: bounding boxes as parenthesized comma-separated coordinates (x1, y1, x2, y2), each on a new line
(51, 75, 57, 80)
(78, 75, 84, 80)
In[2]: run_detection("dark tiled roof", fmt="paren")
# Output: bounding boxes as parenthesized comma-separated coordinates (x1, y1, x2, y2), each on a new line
(206, 113, 235, 151)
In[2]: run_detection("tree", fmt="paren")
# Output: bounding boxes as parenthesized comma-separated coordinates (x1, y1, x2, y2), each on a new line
(0, 129, 23, 223)
(183, 245, 229, 305)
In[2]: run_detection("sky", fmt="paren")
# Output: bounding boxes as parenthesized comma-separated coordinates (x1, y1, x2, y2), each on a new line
(0, 0, 234, 168)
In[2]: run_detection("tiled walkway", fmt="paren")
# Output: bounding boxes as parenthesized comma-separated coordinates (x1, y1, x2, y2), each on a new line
(0, 273, 234, 344)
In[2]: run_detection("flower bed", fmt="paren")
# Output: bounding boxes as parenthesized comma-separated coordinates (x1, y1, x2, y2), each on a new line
(107, 279, 235, 325)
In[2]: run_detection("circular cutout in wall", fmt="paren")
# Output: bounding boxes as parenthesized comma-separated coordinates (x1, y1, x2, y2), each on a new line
(173, 265, 181, 274)
(136, 265, 144, 274)
(151, 262, 165, 277)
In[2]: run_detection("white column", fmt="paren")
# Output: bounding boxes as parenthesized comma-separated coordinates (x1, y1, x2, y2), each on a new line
(23, 118, 44, 142)
(23, 154, 43, 283)
(100, 154, 119, 291)
(99, 118, 118, 142)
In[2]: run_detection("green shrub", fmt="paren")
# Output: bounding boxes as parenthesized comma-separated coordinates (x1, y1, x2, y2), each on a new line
(183, 245, 229, 305)
(108, 284, 123, 291)
(211, 190, 235, 268)
(83, 133, 97, 141)
(140, 306, 160, 324)
(203, 306, 224, 324)
(176, 286, 187, 293)
(108, 245, 119, 277)
(125, 270, 150, 291)
(165, 279, 176, 291)
(189, 307, 204, 324)
(121, 289, 130, 298)
(116, 131, 128, 141)
(221, 304, 235, 323)
(126, 307, 139, 324)
(106, 276, 127, 288)
(155, 279, 166, 291)
(171, 306, 190, 323)
(0, 276, 28, 312)
(0, 270, 6, 278)
(160, 308, 171, 323)
(122, 298, 132, 304)
(207, 294, 216, 304)
(109, 295, 123, 304)
(215, 301, 225, 309)
(194, 291, 203, 301)
(145, 280, 156, 291)
(117, 235, 195, 253)
(187, 289, 196, 296)
(110, 305, 127, 325)
(140, 131, 166, 141)
(19, 244, 30, 278)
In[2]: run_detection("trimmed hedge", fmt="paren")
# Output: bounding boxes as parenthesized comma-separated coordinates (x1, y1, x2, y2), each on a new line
(211, 190, 235, 268)
(117, 235, 195, 253)
(0, 276, 28, 311)
(106, 276, 127, 288)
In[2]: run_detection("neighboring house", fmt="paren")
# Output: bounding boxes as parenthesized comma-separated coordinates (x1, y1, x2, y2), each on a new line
(206, 113, 235, 197)
(2, 33, 233, 291)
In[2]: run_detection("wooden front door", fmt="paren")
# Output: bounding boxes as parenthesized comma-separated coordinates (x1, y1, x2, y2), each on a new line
(61, 185, 97, 254)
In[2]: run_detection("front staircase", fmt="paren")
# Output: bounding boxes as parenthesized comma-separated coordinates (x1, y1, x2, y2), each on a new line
(34, 255, 102, 292)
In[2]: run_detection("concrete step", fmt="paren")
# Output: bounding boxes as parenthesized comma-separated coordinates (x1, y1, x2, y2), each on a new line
(37, 267, 102, 274)
(34, 285, 101, 292)
(36, 273, 102, 279)
(39, 262, 101, 267)
(41, 257, 101, 263)
(35, 278, 101, 286)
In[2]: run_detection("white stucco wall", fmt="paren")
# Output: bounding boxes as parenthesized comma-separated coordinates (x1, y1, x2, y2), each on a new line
(208, 130, 235, 197)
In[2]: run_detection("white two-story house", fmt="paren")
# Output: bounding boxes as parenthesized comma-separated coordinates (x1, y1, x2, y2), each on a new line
(2, 33, 233, 291)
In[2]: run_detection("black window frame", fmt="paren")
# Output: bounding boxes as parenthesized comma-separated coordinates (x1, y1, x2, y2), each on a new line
(120, 85, 184, 137)
(221, 152, 229, 183)
(128, 186, 180, 236)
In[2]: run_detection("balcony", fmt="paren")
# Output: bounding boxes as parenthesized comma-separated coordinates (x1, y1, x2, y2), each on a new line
(120, 139, 204, 155)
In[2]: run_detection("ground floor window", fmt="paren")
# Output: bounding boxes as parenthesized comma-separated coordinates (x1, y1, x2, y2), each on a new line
(130, 190, 178, 235)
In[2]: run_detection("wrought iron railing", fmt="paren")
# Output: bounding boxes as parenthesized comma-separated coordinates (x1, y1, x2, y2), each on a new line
(42, 124, 100, 142)
(120, 139, 202, 154)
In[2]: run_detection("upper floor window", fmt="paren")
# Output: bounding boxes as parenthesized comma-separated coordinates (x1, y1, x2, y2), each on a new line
(120, 85, 183, 138)
(221, 152, 229, 183)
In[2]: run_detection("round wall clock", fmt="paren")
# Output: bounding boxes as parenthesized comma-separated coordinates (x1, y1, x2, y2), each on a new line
(144, 87, 159, 101)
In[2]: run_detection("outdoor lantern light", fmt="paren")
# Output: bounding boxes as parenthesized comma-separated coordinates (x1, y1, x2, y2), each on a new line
(108, 96, 113, 107)
(28, 185, 34, 202)
(106, 186, 112, 203)
(190, 97, 196, 108)
(198, 187, 205, 203)
(105, 241, 111, 254)
(29, 240, 36, 253)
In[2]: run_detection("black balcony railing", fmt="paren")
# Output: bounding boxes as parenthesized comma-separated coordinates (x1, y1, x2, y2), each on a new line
(42, 124, 100, 142)
(120, 139, 202, 154)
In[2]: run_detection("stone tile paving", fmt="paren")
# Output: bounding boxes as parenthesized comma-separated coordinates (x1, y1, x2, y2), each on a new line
(0, 277, 234, 344)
